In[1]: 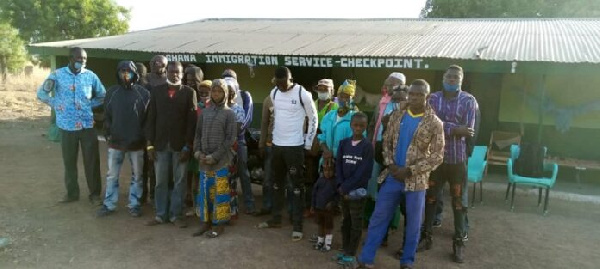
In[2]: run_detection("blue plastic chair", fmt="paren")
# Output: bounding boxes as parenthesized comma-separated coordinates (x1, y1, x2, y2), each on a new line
(467, 146, 487, 206)
(506, 145, 558, 215)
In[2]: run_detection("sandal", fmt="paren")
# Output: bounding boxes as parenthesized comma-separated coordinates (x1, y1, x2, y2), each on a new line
(192, 224, 211, 237)
(255, 220, 282, 229)
(291, 231, 303, 241)
(205, 227, 224, 238)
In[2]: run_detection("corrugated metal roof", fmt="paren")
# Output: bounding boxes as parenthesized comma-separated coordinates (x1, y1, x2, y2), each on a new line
(30, 18, 600, 63)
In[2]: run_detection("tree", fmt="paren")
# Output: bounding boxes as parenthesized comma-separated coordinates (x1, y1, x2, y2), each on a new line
(0, 23, 27, 77)
(421, 0, 600, 18)
(0, 0, 130, 43)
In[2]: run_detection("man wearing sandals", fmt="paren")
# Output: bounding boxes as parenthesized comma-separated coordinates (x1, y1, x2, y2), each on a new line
(257, 66, 318, 242)
(357, 79, 444, 269)
(192, 79, 237, 238)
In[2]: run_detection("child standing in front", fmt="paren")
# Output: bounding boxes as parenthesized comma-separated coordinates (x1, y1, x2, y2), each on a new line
(311, 156, 338, 252)
(335, 112, 374, 267)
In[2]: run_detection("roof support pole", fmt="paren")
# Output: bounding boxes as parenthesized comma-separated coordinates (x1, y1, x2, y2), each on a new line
(537, 74, 547, 144)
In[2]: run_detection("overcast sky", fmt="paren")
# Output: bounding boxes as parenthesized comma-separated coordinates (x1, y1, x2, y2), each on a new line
(116, 0, 427, 31)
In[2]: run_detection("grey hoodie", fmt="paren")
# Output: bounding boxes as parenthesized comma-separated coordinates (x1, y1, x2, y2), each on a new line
(194, 79, 237, 171)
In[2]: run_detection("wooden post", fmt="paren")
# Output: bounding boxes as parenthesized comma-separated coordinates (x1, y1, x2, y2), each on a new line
(537, 74, 547, 144)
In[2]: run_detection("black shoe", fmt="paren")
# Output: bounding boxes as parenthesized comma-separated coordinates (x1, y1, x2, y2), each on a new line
(58, 195, 79, 203)
(96, 205, 114, 217)
(400, 264, 414, 269)
(416, 232, 432, 252)
(89, 196, 102, 206)
(453, 239, 465, 263)
(252, 208, 271, 217)
(432, 220, 442, 228)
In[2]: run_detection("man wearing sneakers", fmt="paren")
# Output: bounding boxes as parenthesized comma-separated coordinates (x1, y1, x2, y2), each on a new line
(97, 61, 150, 218)
(257, 66, 318, 242)
(418, 65, 478, 263)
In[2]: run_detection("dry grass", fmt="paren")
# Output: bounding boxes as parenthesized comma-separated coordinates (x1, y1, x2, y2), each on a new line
(0, 66, 51, 121)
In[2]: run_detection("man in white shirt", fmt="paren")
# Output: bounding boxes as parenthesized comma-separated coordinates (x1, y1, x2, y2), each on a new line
(257, 66, 318, 242)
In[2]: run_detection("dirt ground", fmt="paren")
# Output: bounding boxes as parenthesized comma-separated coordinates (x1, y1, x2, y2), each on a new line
(1, 89, 600, 269)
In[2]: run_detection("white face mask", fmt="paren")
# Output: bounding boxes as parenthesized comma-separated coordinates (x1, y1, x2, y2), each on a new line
(317, 91, 331, 101)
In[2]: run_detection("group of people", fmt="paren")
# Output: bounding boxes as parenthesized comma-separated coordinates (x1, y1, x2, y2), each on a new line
(37, 47, 479, 269)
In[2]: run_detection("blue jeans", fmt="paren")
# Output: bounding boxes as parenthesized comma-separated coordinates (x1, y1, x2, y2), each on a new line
(360, 179, 425, 266)
(237, 143, 255, 212)
(154, 150, 188, 222)
(103, 148, 143, 211)
(261, 146, 273, 210)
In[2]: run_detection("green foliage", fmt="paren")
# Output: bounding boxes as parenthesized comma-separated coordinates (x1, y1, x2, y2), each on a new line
(0, 0, 130, 43)
(421, 0, 600, 18)
(0, 23, 27, 72)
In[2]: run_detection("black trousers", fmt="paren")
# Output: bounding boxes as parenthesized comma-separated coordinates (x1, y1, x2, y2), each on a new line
(271, 145, 305, 232)
(60, 128, 101, 199)
(423, 163, 467, 240)
(342, 198, 366, 256)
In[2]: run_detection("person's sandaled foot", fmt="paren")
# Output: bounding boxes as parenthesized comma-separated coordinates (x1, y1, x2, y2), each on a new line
(255, 219, 281, 228)
(205, 226, 224, 238)
(192, 224, 211, 237)
(144, 217, 165, 226)
(291, 231, 303, 242)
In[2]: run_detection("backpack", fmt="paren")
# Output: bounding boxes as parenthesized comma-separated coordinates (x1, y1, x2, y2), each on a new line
(513, 142, 545, 177)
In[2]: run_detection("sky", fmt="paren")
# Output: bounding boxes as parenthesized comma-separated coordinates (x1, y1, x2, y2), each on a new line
(116, 0, 428, 31)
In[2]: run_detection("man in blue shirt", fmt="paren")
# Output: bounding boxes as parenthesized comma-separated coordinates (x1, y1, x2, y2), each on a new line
(37, 47, 106, 204)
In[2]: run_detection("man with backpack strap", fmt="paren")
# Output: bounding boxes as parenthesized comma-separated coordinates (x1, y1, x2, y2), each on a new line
(257, 66, 318, 242)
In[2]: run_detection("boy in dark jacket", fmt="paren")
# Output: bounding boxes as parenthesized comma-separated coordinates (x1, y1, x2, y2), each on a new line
(335, 112, 374, 266)
(97, 61, 150, 218)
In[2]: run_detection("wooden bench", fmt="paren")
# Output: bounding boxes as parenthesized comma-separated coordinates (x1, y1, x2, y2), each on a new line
(545, 157, 600, 184)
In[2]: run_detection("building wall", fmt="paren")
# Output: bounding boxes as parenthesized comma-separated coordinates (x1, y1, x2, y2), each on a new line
(60, 54, 599, 160)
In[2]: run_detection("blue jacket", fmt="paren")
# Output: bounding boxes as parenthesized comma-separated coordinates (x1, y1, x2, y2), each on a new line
(37, 66, 106, 131)
(318, 109, 357, 158)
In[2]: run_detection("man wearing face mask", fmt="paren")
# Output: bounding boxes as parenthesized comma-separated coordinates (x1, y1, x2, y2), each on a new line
(314, 79, 339, 124)
(37, 47, 106, 205)
(97, 61, 150, 218)
(145, 61, 198, 228)
(418, 65, 478, 263)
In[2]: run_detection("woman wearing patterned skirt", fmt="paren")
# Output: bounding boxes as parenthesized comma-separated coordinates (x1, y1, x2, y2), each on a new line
(192, 79, 237, 238)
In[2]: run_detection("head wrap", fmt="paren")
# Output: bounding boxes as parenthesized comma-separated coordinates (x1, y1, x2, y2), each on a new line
(337, 79, 356, 97)
(199, 80, 212, 87)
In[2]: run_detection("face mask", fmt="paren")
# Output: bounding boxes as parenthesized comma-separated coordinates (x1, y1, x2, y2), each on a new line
(73, 61, 85, 70)
(199, 96, 210, 103)
(317, 92, 331, 101)
(443, 82, 460, 92)
(122, 72, 133, 82)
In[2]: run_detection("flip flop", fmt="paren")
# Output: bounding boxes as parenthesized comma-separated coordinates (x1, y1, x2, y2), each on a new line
(205, 227, 223, 238)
